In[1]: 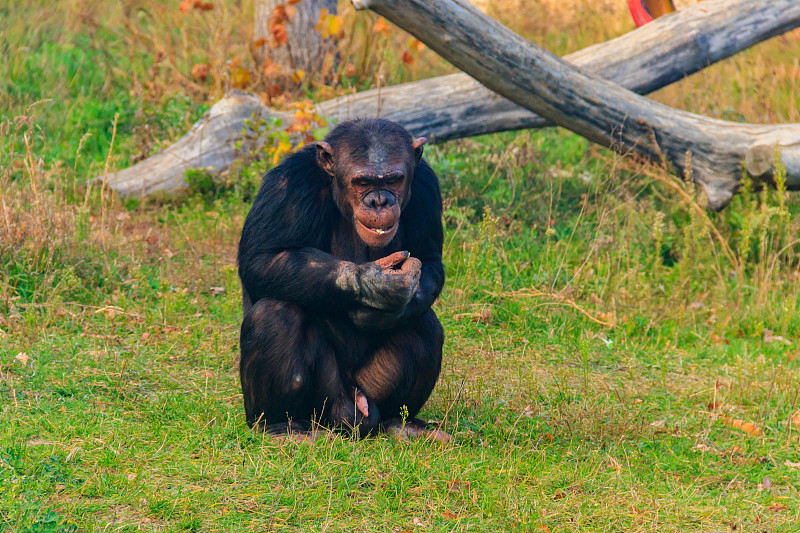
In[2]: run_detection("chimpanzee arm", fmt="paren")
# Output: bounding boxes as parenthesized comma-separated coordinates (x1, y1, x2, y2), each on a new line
(240, 247, 363, 311)
(238, 146, 362, 311)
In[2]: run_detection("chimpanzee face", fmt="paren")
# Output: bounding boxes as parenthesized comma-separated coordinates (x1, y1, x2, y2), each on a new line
(316, 135, 426, 248)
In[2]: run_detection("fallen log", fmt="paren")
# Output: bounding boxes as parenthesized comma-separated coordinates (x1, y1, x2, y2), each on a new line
(103, 0, 800, 201)
(353, 0, 800, 209)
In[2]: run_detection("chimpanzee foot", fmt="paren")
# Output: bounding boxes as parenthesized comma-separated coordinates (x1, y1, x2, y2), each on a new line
(383, 418, 452, 443)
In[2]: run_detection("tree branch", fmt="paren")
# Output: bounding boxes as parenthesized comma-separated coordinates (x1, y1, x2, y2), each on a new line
(102, 0, 800, 205)
(352, 0, 800, 209)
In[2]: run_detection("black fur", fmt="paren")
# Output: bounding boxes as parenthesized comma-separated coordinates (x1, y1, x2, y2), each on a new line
(238, 118, 444, 436)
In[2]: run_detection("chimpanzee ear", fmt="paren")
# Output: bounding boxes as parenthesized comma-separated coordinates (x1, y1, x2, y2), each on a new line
(315, 141, 335, 176)
(412, 137, 427, 164)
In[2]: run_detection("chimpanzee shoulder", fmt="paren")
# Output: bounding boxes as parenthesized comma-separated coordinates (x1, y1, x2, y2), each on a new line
(239, 145, 336, 260)
(400, 159, 443, 257)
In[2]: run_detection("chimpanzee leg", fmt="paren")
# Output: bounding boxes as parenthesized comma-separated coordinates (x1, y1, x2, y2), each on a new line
(354, 309, 444, 422)
(240, 298, 379, 436)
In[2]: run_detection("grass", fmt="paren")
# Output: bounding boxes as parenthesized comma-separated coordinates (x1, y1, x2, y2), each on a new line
(3, 1, 800, 532)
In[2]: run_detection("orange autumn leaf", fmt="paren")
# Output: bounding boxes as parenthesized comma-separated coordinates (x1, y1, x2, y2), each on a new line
(262, 59, 282, 77)
(253, 37, 269, 48)
(179, 0, 192, 12)
(315, 12, 344, 38)
(230, 67, 252, 88)
(401, 50, 415, 66)
(271, 5, 289, 24)
(270, 24, 288, 46)
(191, 63, 210, 81)
(344, 63, 356, 77)
(441, 511, 458, 520)
(790, 412, 800, 429)
(722, 416, 764, 437)
(373, 17, 391, 38)
(200, 2, 214, 11)
(287, 0, 301, 3)
(408, 38, 425, 52)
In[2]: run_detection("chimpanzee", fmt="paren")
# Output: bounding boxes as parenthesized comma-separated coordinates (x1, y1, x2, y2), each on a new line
(237, 118, 448, 441)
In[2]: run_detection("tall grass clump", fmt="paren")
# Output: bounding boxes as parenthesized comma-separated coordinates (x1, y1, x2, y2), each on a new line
(0, 109, 123, 321)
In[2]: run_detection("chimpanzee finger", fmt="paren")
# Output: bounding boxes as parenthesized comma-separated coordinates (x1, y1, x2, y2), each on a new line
(398, 256, 421, 276)
(374, 250, 410, 270)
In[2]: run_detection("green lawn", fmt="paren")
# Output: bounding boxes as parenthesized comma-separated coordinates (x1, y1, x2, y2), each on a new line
(3, 2, 800, 532)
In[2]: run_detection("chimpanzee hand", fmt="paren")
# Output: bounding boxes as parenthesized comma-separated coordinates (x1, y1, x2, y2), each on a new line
(356, 251, 421, 311)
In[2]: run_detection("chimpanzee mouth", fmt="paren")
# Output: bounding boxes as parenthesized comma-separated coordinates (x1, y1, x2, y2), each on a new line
(357, 220, 398, 237)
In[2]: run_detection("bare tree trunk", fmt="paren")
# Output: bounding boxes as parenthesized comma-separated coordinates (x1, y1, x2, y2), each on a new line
(254, 0, 338, 74)
(353, 0, 800, 209)
(102, 0, 800, 205)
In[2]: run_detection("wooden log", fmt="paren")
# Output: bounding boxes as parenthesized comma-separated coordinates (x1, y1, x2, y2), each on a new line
(103, 0, 800, 202)
(353, 0, 800, 209)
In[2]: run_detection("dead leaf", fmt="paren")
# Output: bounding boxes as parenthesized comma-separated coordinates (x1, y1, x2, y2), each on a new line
(262, 58, 282, 77)
(721, 416, 764, 436)
(270, 23, 288, 47)
(15, 352, 29, 366)
(768, 502, 789, 512)
(231, 67, 251, 88)
(441, 511, 458, 520)
(401, 50, 415, 65)
(315, 10, 344, 38)
(710, 333, 729, 345)
(783, 460, 800, 468)
(553, 489, 567, 500)
(191, 63, 210, 81)
(373, 17, 391, 38)
(788, 412, 800, 429)
(763, 328, 791, 345)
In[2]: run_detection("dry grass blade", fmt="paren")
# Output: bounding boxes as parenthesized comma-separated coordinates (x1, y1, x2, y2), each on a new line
(491, 287, 616, 327)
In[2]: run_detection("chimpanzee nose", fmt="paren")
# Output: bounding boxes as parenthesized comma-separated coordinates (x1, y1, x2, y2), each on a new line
(365, 190, 396, 209)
